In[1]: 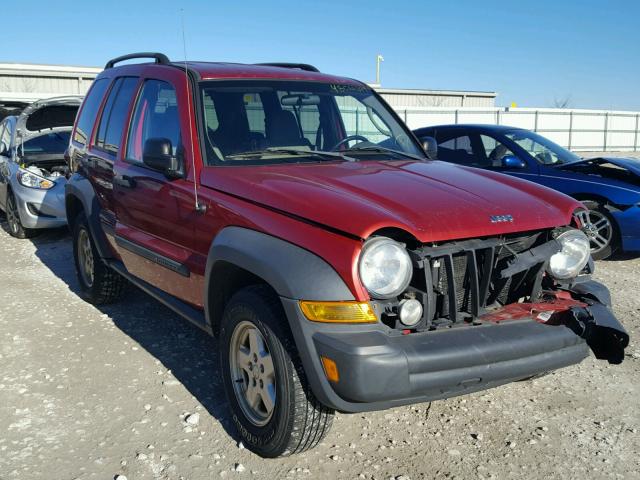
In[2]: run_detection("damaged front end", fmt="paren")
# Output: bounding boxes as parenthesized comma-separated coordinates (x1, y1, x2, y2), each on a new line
(374, 227, 629, 365)
(293, 226, 628, 412)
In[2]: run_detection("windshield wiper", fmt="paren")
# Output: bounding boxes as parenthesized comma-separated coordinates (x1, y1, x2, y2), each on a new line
(225, 148, 356, 162)
(342, 145, 426, 162)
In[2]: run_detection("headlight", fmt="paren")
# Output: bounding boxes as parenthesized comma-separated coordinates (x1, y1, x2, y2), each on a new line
(358, 237, 413, 299)
(17, 168, 55, 190)
(548, 229, 591, 280)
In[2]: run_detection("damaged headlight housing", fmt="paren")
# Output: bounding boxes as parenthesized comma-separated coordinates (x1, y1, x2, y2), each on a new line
(548, 229, 591, 280)
(359, 237, 413, 299)
(17, 168, 55, 190)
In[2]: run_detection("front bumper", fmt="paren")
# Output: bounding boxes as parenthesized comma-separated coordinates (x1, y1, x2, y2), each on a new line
(282, 280, 627, 413)
(12, 179, 67, 229)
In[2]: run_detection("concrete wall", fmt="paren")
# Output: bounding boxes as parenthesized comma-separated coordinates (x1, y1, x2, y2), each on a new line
(397, 106, 640, 152)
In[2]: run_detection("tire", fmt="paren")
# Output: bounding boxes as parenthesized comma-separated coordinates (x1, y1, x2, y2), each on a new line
(72, 212, 127, 304)
(219, 285, 334, 458)
(576, 201, 619, 260)
(5, 190, 38, 239)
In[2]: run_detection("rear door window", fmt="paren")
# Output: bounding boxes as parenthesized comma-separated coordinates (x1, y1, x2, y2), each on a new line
(94, 77, 139, 155)
(73, 78, 109, 147)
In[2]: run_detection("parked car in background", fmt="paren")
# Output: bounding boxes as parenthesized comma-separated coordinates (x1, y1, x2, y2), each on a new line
(413, 124, 640, 259)
(0, 96, 82, 238)
(65, 53, 627, 458)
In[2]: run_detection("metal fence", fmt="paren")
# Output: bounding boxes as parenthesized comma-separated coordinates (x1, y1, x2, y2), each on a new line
(393, 107, 640, 152)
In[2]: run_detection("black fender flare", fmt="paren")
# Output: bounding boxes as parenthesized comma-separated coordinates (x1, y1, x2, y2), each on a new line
(64, 173, 114, 260)
(204, 226, 355, 332)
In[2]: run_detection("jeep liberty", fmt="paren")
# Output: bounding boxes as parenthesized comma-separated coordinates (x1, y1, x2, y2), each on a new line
(65, 53, 628, 458)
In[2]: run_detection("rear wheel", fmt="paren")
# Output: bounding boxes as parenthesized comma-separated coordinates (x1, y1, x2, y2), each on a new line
(72, 212, 127, 304)
(5, 190, 38, 239)
(219, 285, 334, 458)
(576, 201, 619, 260)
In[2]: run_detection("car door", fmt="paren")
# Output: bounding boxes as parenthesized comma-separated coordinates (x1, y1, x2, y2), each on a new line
(112, 78, 201, 306)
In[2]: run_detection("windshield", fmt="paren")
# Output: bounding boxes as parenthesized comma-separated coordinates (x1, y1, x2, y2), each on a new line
(22, 131, 71, 155)
(199, 80, 425, 165)
(505, 130, 581, 166)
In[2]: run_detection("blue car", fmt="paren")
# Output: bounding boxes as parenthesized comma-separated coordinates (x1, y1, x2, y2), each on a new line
(413, 124, 640, 259)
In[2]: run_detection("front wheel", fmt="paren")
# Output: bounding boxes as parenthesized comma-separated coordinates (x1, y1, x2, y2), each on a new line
(5, 190, 38, 239)
(576, 201, 619, 260)
(219, 285, 334, 457)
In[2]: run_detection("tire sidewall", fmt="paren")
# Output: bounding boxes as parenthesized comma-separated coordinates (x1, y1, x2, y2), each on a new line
(6, 191, 27, 239)
(72, 214, 99, 299)
(219, 292, 295, 457)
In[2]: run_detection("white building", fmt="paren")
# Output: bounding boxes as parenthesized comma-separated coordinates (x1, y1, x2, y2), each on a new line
(377, 88, 497, 109)
(0, 63, 101, 103)
(0, 62, 497, 108)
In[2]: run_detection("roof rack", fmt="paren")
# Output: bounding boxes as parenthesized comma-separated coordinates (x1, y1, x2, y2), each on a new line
(105, 52, 170, 69)
(255, 62, 320, 73)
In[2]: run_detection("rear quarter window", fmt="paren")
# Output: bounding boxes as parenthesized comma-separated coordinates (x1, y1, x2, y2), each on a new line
(73, 78, 109, 147)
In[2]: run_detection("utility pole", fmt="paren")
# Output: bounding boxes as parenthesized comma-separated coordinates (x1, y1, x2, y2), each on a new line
(375, 54, 384, 85)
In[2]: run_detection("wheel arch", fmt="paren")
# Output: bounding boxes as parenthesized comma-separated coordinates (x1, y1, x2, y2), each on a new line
(64, 174, 114, 260)
(571, 192, 614, 207)
(204, 226, 355, 336)
(65, 192, 83, 229)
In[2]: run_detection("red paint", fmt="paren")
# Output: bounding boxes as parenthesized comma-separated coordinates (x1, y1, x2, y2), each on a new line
(479, 295, 587, 324)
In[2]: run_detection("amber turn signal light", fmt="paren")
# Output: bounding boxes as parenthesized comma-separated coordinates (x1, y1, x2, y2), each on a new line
(320, 356, 340, 383)
(299, 301, 377, 323)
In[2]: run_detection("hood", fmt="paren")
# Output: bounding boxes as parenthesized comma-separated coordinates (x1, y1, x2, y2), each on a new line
(558, 157, 640, 188)
(598, 156, 640, 176)
(16, 96, 82, 141)
(201, 160, 580, 243)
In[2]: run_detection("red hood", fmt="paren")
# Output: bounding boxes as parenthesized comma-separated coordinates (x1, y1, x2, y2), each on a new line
(200, 160, 581, 243)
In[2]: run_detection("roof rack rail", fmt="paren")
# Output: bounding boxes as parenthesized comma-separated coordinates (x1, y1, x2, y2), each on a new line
(105, 52, 170, 69)
(255, 62, 320, 73)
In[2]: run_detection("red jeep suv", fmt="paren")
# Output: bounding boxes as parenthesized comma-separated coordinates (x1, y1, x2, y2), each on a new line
(65, 53, 628, 458)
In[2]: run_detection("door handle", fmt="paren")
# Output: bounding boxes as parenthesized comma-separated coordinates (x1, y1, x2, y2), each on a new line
(114, 175, 136, 188)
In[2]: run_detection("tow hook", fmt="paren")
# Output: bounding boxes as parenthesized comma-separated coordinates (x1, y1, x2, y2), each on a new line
(564, 305, 629, 365)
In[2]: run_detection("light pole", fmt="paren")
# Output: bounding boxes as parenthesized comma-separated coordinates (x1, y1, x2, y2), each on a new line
(375, 54, 384, 85)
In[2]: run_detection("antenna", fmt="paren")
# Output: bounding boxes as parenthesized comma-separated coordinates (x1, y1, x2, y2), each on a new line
(181, 9, 206, 214)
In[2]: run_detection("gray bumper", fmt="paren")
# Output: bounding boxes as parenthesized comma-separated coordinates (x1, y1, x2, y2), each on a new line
(281, 281, 626, 413)
(13, 179, 67, 229)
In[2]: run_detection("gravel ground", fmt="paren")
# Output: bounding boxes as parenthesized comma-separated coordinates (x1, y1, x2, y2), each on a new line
(0, 219, 639, 480)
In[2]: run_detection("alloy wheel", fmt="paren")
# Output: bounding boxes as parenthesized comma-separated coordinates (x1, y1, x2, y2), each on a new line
(229, 321, 276, 426)
(576, 209, 613, 255)
(77, 228, 95, 287)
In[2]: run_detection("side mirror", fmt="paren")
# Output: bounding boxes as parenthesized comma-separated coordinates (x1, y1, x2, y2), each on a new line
(502, 154, 526, 169)
(420, 136, 438, 159)
(142, 138, 181, 176)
